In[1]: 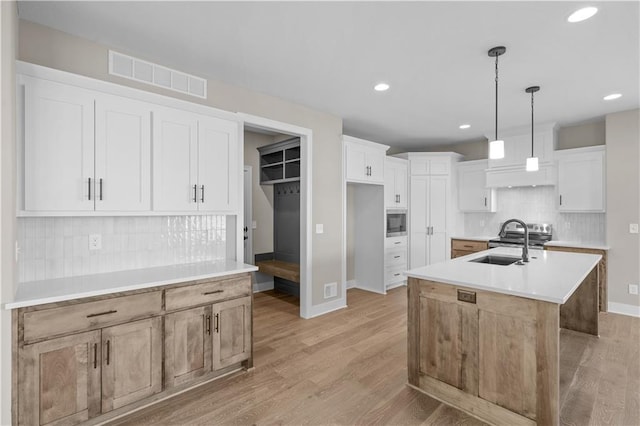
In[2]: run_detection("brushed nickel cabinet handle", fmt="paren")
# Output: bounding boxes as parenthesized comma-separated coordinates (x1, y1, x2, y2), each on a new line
(86, 310, 117, 318)
(215, 313, 219, 333)
(93, 343, 97, 369)
(106, 340, 110, 366)
(203, 290, 224, 296)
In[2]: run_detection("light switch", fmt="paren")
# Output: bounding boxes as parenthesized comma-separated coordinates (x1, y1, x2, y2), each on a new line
(316, 224, 324, 234)
(630, 224, 639, 234)
(252, 220, 257, 230)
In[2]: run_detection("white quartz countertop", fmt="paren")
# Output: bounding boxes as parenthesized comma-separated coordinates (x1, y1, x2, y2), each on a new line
(6, 260, 258, 310)
(405, 247, 601, 304)
(451, 236, 494, 242)
(544, 240, 610, 250)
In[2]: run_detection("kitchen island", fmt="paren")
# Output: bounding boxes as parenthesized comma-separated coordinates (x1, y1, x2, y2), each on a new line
(405, 247, 601, 426)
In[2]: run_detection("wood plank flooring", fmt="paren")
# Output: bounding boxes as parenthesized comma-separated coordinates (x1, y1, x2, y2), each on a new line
(111, 288, 640, 426)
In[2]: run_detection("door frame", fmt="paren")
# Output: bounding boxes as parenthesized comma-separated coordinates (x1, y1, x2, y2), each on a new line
(243, 166, 253, 265)
(238, 113, 312, 319)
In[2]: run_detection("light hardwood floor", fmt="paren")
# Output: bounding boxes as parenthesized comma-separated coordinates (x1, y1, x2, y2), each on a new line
(112, 288, 640, 425)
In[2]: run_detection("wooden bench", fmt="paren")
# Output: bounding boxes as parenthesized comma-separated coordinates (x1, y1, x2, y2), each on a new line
(255, 260, 300, 284)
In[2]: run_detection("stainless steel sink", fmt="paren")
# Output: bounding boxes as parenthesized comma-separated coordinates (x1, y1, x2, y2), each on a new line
(468, 255, 522, 266)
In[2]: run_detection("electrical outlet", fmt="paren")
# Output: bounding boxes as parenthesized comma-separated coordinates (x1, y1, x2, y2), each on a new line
(324, 282, 337, 299)
(630, 223, 639, 234)
(89, 234, 102, 251)
(629, 284, 639, 295)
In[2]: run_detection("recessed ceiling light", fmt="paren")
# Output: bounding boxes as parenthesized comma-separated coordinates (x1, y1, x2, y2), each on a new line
(374, 83, 390, 92)
(568, 7, 598, 23)
(603, 93, 622, 101)
(459, 124, 471, 129)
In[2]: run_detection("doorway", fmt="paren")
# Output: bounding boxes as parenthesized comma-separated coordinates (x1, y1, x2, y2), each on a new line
(240, 113, 312, 319)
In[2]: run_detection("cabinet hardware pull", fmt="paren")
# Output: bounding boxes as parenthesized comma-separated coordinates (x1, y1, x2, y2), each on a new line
(484, 197, 487, 207)
(99, 178, 103, 201)
(93, 343, 97, 369)
(394, 241, 401, 245)
(205, 315, 211, 335)
(463, 245, 473, 248)
(86, 310, 117, 318)
(394, 273, 400, 277)
(106, 340, 110, 365)
(193, 185, 198, 202)
(88, 177, 92, 201)
(369, 166, 372, 176)
(201, 185, 205, 203)
(215, 313, 219, 333)
(203, 289, 224, 296)
(559, 195, 563, 205)
(394, 255, 401, 259)
(397, 195, 400, 203)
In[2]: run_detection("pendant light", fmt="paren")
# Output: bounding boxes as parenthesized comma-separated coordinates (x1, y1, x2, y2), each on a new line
(488, 46, 506, 160)
(525, 86, 540, 172)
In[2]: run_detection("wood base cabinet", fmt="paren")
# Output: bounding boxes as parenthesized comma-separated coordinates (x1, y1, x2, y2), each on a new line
(14, 273, 253, 425)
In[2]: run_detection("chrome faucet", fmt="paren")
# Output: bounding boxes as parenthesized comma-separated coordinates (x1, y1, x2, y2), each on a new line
(499, 219, 529, 262)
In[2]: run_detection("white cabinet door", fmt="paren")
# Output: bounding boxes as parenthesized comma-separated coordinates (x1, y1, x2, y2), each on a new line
(385, 166, 396, 208)
(367, 148, 385, 184)
(24, 78, 95, 211)
(95, 95, 151, 211)
(429, 176, 449, 264)
(153, 108, 198, 212)
(558, 150, 605, 212)
(385, 162, 408, 208)
(458, 161, 495, 212)
(197, 116, 239, 213)
(345, 143, 368, 182)
(396, 167, 408, 208)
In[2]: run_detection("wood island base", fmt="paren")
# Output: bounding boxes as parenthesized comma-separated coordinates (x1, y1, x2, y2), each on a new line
(407, 265, 599, 426)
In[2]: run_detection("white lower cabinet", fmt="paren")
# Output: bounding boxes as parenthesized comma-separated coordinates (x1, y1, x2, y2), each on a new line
(384, 236, 408, 288)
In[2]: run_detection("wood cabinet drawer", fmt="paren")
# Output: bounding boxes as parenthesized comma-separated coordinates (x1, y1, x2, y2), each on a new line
(451, 239, 488, 253)
(165, 276, 251, 312)
(23, 291, 162, 343)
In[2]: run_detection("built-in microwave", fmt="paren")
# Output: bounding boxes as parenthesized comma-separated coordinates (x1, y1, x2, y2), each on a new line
(386, 209, 407, 237)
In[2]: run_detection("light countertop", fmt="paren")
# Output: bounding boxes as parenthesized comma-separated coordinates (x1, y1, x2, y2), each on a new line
(6, 260, 258, 310)
(544, 240, 610, 251)
(405, 247, 601, 304)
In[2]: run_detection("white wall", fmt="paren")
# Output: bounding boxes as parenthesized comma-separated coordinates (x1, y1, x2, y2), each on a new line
(18, 19, 344, 307)
(606, 109, 640, 309)
(0, 2, 17, 424)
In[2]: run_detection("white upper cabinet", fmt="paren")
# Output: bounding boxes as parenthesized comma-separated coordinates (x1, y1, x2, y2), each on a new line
(344, 135, 389, 184)
(153, 108, 199, 212)
(487, 123, 557, 169)
(95, 94, 151, 211)
(556, 146, 605, 212)
(385, 157, 408, 208)
(197, 115, 239, 213)
(23, 78, 95, 212)
(153, 108, 239, 213)
(457, 160, 496, 212)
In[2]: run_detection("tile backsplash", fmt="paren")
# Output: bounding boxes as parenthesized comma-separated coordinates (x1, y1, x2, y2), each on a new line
(463, 186, 606, 243)
(18, 215, 227, 282)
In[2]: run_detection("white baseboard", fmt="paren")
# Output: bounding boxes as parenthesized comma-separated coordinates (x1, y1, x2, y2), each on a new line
(253, 280, 274, 293)
(385, 280, 407, 291)
(607, 301, 640, 318)
(305, 296, 347, 319)
(346, 279, 357, 289)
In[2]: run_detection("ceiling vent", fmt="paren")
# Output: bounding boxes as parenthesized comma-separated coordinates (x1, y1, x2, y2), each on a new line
(108, 50, 207, 99)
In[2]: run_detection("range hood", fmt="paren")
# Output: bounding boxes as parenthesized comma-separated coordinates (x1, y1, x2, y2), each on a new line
(485, 122, 557, 188)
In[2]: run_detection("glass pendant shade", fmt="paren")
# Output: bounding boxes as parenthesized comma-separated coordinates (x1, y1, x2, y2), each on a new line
(489, 139, 505, 159)
(526, 156, 539, 171)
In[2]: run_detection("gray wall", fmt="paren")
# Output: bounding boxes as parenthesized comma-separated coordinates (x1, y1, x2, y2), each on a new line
(0, 1, 17, 424)
(243, 131, 275, 257)
(606, 109, 640, 308)
(557, 120, 605, 150)
(18, 20, 344, 307)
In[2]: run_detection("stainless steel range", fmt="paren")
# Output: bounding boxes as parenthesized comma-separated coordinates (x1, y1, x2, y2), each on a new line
(488, 222, 553, 250)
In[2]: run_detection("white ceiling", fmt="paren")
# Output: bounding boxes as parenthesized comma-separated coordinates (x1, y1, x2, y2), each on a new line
(17, 1, 640, 150)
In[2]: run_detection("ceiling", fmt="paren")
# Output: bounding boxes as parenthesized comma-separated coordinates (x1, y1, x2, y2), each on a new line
(17, 1, 640, 150)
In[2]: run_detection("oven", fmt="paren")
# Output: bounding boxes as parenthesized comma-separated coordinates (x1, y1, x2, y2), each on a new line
(487, 222, 553, 250)
(386, 209, 407, 237)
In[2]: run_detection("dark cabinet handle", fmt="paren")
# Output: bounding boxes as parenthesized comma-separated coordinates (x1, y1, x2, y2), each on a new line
(394, 273, 401, 277)
(205, 315, 211, 335)
(88, 177, 92, 200)
(105, 340, 110, 366)
(484, 197, 487, 207)
(394, 241, 401, 245)
(215, 313, 219, 333)
(93, 343, 97, 369)
(203, 289, 224, 296)
(200, 185, 205, 203)
(99, 178, 103, 201)
(193, 185, 198, 202)
(86, 310, 117, 318)
(463, 245, 474, 248)
(394, 255, 401, 259)
(560, 195, 563, 205)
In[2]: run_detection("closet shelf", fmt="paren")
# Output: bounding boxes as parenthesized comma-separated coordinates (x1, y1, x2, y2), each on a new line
(257, 137, 301, 185)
